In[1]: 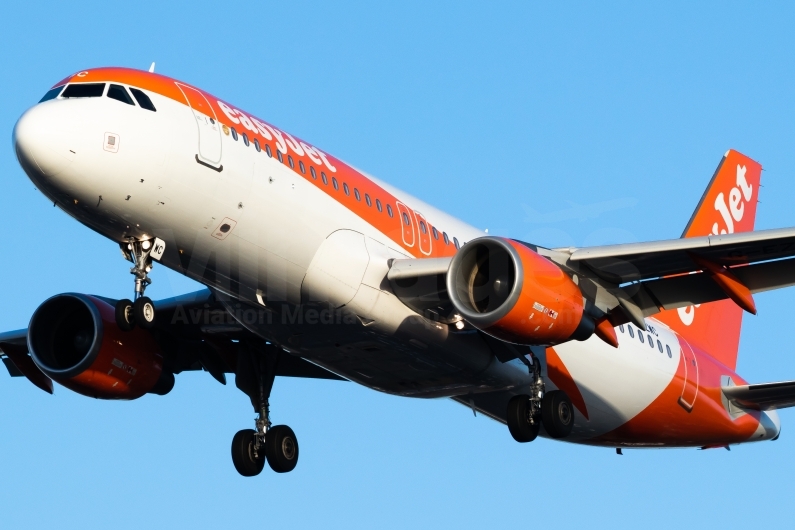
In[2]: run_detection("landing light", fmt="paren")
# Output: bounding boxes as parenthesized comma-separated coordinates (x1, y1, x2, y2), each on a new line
(455, 321, 465, 330)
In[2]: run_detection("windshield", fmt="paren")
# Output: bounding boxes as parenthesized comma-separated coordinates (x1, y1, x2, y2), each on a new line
(61, 83, 106, 98)
(38, 86, 64, 103)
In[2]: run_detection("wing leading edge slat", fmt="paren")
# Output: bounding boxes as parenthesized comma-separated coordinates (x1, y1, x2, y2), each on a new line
(568, 226, 795, 284)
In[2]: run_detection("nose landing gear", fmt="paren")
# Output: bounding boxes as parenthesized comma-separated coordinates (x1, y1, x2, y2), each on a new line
(115, 239, 157, 331)
(231, 341, 299, 477)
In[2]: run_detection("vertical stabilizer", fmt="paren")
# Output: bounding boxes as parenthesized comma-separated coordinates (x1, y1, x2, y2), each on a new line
(654, 150, 762, 370)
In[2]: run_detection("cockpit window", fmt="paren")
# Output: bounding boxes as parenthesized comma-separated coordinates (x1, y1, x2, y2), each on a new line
(62, 83, 106, 98)
(39, 86, 64, 103)
(107, 84, 135, 106)
(130, 88, 157, 112)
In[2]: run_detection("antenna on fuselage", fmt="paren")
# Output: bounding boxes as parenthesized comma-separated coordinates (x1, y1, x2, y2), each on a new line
(148, 62, 156, 73)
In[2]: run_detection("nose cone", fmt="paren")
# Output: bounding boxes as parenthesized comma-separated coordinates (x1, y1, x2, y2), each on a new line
(13, 102, 76, 185)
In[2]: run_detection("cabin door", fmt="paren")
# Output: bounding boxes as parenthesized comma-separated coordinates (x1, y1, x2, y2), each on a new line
(176, 83, 223, 169)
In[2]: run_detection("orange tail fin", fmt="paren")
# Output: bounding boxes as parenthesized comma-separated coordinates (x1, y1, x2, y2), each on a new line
(654, 150, 762, 370)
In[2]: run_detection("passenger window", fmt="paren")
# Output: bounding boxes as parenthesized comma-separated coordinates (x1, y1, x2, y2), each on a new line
(420, 221, 427, 234)
(657, 340, 663, 353)
(231, 128, 239, 141)
(647, 335, 654, 348)
(39, 86, 64, 102)
(277, 150, 283, 163)
(443, 232, 449, 245)
(365, 194, 372, 207)
(628, 326, 634, 338)
(62, 83, 105, 98)
(343, 183, 350, 196)
(387, 204, 394, 217)
(619, 325, 624, 333)
(321, 172, 328, 185)
(242, 133, 250, 146)
(639, 333, 644, 344)
(454, 237, 460, 249)
(354, 188, 361, 201)
(253, 139, 261, 152)
(265, 144, 272, 157)
(402, 212, 410, 226)
(310, 166, 317, 179)
(299, 160, 306, 174)
(129, 88, 156, 111)
(666, 345, 672, 358)
(376, 199, 383, 212)
(332, 177, 339, 190)
(287, 155, 294, 168)
(432, 227, 439, 240)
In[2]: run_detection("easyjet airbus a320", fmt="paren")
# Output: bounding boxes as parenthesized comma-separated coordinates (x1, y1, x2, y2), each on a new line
(6, 66, 795, 476)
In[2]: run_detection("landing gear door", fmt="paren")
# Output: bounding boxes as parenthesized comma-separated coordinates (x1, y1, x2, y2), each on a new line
(176, 83, 222, 169)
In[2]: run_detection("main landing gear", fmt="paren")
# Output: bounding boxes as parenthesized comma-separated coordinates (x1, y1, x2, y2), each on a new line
(115, 240, 157, 331)
(231, 342, 299, 476)
(507, 354, 574, 442)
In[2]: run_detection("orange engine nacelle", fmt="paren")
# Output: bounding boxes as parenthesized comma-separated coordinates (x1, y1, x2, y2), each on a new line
(447, 237, 594, 345)
(28, 293, 173, 399)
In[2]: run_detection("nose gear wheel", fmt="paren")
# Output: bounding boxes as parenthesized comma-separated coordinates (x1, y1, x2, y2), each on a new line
(115, 239, 157, 331)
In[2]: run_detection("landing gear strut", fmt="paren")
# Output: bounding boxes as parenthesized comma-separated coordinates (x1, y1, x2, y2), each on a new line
(231, 342, 299, 476)
(115, 240, 157, 331)
(507, 354, 544, 442)
(506, 353, 575, 441)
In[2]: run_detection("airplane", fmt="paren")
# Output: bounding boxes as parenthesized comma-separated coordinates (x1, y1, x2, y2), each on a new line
(6, 66, 795, 477)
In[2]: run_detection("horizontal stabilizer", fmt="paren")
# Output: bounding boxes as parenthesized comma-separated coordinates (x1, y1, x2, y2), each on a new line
(722, 380, 795, 410)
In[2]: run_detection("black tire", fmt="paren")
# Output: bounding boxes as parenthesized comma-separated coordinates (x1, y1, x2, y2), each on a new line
(265, 425, 299, 473)
(506, 394, 540, 443)
(231, 429, 265, 477)
(133, 296, 156, 329)
(115, 299, 135, 331)
(541, 390, 574, 439)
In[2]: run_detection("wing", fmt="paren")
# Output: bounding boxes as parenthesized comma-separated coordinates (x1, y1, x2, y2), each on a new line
(1, 289, 345, 394)
(565, 226, 795, 283)
(722, 380, 795, 410)
(386, 228, 795, 331)
(561, 227, 795, 327)
(387, 257, 454, 322)
(0, 328, 53, 393)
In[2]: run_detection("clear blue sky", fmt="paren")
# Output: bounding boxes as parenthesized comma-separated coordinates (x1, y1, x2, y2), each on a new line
(1, 1, 794, 528)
